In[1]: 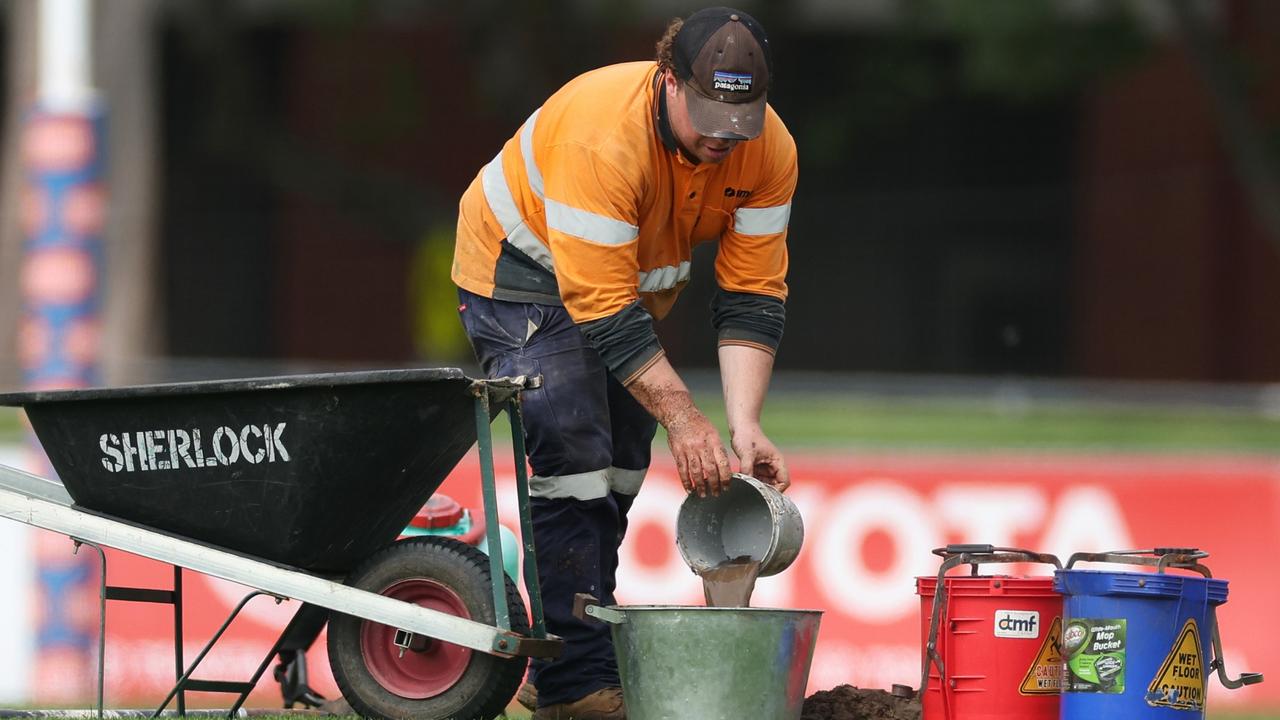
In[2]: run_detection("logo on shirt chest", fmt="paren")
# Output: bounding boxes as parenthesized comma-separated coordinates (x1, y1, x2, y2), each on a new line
(724, 187, 753, 199)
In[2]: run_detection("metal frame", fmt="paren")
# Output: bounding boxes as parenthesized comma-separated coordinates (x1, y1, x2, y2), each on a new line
(0, 375, 561, 716)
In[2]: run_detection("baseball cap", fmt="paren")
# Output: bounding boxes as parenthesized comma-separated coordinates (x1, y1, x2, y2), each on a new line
(672, 7, 772, 140)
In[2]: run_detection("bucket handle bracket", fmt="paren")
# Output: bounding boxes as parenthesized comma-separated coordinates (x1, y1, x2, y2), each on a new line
(572, 593, 627, 626)
(1209, 607, 1265, 689)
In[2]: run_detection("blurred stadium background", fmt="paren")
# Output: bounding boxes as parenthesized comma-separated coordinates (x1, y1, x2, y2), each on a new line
(0, 0, 1276, 716)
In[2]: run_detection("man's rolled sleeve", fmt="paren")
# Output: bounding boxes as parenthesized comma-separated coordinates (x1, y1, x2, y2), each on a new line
(711, 290, 786, 354)
(577, 301, 665, 384)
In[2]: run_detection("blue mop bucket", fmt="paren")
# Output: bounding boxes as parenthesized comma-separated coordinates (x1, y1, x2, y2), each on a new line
(1054, 548, 1263, 719)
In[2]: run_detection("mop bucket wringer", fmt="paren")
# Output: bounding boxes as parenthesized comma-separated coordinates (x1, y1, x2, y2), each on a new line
(1055, 548, 1263, 719)
(916, 544, 1065, 720)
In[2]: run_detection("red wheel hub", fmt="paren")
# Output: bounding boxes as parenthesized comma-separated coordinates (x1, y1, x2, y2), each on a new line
(360, 579, 472, 698)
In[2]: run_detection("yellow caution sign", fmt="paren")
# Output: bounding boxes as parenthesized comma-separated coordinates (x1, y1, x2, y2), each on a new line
(1020, 616, 1064, 695)
(1147, 618, 1205, 710)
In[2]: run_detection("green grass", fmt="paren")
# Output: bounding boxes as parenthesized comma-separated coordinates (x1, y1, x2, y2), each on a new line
(0, 407, 21, 443)
(761, 397, 1277, 452)
(480, 391, 1280, 454)
(700, 392, 1280, 453)
(5, 385, 1277, 453)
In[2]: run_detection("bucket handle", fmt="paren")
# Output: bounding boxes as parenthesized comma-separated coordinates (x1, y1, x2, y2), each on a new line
(1064, 547, 1211, 574)
(1064, 548, 1264, 690)
(572, 593, 627, 626)
(918, 545, 1063, 702)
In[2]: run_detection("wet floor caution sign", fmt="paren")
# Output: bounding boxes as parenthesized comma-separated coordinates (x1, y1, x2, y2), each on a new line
(1020, 616, 1064, 695)
(1147, 618, 1205, 710)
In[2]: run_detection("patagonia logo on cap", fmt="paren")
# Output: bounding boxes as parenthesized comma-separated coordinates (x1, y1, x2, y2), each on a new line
(712, 71, 753, 93)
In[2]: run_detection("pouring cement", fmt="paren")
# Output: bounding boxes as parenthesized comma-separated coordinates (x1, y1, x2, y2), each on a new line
(567, 477, 819, 720)
(677, 473, 803, 608)
(697, 555, 763, 607)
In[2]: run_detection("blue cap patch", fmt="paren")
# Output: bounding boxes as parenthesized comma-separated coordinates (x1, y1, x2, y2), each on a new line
(712, 71, 753, 93)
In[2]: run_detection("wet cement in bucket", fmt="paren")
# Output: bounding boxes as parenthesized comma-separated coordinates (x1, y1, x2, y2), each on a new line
(697, 560, 921, 720)
(799, 685, 921, 720)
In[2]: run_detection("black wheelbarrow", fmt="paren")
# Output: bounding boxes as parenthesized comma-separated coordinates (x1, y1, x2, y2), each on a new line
(0, 368, 561, 720)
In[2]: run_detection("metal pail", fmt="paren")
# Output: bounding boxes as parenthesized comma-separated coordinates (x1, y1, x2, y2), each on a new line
(580, 601, 822, 720)
(676, 473, 803, 577)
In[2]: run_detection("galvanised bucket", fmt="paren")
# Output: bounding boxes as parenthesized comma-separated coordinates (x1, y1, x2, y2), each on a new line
(578, 599, 822, 720)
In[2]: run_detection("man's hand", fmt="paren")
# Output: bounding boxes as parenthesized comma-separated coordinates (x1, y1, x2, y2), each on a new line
(666, 409, 733, 497)
(731, 425, 790, 492)
(624, 355, 732, 496)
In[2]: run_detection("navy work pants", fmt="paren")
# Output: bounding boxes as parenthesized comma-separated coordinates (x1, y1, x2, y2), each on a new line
(456, 288, 658, 706)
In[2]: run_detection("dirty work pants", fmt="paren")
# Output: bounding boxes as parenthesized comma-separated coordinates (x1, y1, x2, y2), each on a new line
(457, 288, 659, 707)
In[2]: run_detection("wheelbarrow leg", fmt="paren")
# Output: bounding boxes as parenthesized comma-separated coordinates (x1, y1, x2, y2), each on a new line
(507, 397, 547, 639)
(73, 539, 108, 720)
(74, 540, 190, 719)
(473, 391, 511, 631)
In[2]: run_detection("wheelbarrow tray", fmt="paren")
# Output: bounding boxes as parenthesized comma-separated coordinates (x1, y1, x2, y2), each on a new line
(0, 368, 495, 573)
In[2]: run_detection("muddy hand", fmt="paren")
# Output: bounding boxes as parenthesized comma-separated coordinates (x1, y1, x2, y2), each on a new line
(732, 428, 790, 493)
(666, 410, 732, 497)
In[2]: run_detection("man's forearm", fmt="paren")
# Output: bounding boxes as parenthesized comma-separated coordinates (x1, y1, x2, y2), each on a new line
(623, 353, 701, 428)
(718, 343, 789, 490)
(626, 352, 732, 495)
(718, 343, 775, 436)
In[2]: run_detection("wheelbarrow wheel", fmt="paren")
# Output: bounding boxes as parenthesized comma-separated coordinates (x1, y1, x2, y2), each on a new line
(327, 536, 529, 720)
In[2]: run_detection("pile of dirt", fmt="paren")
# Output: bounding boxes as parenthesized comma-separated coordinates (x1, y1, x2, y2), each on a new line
(800, 685, 921, 720)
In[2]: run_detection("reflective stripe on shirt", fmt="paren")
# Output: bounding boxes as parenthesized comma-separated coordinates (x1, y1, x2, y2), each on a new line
(546, 198, 639, 246)
(520, 108, 546, 198)
(734, 203, 792, 236)
(638, 260, 691, 292)
(481, 150, 553, 271)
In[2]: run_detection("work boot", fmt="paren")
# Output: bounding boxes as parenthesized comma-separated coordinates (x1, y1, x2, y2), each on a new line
(517, 681, 538, 711)
(531, 687, 625, 720)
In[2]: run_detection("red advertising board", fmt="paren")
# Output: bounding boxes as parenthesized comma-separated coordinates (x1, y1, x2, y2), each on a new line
(91, 452, 1279, 710)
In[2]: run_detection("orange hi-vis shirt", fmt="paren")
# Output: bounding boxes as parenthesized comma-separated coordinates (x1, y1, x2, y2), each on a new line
(452, 61, 796, 379)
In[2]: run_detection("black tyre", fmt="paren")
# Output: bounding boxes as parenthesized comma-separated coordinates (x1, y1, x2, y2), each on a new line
(327, 536, 529, 719)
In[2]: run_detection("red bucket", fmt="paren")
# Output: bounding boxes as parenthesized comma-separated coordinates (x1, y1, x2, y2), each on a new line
(916, 546, 1063, 720)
